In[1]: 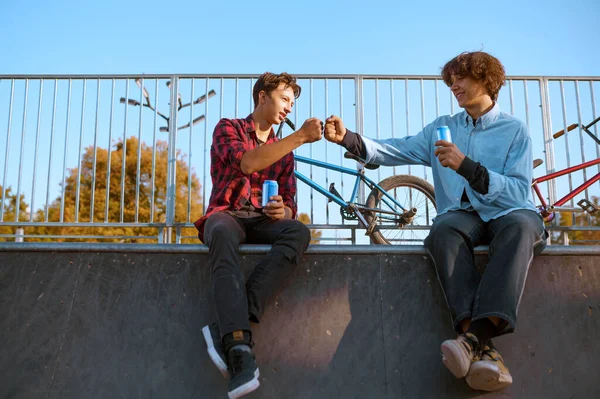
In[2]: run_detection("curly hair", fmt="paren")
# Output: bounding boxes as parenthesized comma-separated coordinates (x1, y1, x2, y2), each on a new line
(252, 72, 301, 109)
(441, 51, 506, 102)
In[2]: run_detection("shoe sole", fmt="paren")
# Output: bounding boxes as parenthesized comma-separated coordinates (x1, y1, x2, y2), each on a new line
(202, 325, 229, 378)
(441, 340, 471, 379)
(466, 361, 513, 391)
(228, 368, 260, 399)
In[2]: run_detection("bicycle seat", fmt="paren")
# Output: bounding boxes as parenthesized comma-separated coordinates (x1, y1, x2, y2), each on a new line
(533, 159, 543, 169)
(344, 151, 380, 170)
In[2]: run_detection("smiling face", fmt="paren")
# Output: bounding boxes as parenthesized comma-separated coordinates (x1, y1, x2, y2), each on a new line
(257, 83, 295, 126)
(449, 74, 490, 110)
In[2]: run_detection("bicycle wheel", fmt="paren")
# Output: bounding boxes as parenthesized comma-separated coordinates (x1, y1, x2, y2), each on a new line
(365, 175, 437, 245)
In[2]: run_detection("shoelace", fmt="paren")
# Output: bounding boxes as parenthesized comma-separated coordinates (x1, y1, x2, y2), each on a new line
(462, 333, 482, 359)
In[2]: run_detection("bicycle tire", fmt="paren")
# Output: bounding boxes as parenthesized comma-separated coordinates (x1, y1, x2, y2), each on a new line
(365, 175, 437, 245)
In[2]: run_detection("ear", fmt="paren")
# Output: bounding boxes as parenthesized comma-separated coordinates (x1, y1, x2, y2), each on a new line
(258, 90, 267, 104)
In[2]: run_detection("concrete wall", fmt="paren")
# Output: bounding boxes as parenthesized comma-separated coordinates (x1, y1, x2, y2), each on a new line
(0, 244, 598, 399)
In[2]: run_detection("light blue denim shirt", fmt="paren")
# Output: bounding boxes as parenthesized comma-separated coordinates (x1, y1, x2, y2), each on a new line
(361, 103, 537, 221)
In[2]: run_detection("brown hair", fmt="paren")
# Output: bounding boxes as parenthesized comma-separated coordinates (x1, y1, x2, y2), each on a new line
(441, 51, 506, 101)
(252, 72, 301, 109)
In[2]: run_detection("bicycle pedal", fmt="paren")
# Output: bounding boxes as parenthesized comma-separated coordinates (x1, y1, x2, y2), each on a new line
(577, 198, 600, 214)
(328, 183, 342, 203)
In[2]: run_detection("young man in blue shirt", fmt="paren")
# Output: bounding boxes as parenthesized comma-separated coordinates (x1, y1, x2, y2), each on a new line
(324, 51, 547, 392)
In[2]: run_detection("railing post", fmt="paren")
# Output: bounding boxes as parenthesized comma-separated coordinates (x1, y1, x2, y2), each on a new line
(562, 231, 570, 245)
(165, 75, 179, 244)
(539, 78, 558, 206)
(355, 75, 366, 205)
(15, 227, 24, 242)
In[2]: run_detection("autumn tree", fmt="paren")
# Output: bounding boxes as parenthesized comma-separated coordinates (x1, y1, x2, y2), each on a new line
(31, 137, 203, 242)
(552, 196, 600, 245)
(0, 185, 29, 241)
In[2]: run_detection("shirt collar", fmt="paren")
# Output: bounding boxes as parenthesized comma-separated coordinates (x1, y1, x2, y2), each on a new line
(244, 113, 275, 142)
(463, 102, 500, 129)
(244, 113, 256, 135)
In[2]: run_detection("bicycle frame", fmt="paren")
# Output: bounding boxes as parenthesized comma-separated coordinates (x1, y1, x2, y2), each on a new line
(293, 154, 407, 225)
(533, 160, 600, 207)
(532, 116, 600, 221)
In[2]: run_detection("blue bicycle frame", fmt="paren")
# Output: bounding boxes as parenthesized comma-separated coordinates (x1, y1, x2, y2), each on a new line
(293, 154, 407, 218)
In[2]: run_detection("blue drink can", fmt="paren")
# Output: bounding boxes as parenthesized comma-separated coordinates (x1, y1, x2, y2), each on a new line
(436, 126, 452, 143)
(262, 180, 279, 207)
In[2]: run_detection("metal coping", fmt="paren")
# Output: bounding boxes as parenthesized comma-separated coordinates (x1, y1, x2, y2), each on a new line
(0, 243, 599, 256)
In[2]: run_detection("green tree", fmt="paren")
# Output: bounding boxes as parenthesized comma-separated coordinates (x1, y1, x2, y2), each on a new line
(553, 196, 600, 245)
(31, 136, 203, 243)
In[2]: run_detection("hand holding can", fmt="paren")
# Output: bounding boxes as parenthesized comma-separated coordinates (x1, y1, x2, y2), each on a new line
(436, 126, 452, 144)
(261, 180, 279, 207)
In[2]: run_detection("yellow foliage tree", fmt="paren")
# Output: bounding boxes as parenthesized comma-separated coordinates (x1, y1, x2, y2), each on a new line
(553, 196, 600, 245)
(30, 136, 203, 243)
(0, 185, 29, 241)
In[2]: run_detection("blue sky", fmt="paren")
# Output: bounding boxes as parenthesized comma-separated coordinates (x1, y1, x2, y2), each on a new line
(1, 0, 599, 242)
(1, 0, 599, 76)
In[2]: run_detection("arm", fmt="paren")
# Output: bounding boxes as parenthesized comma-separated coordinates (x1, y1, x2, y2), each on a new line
(263, 153, 297, 220)
(240, 118, 323, 174)
(457, 157, 489, 194)
(325, 115, 433, 167)
(468, 130, 533, 208)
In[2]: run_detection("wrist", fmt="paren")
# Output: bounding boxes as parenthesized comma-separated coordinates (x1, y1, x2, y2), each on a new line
(292, 129, 308, 146)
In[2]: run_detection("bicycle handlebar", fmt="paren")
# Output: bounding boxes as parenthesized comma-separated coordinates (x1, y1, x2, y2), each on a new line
(553, 123, 578, 139)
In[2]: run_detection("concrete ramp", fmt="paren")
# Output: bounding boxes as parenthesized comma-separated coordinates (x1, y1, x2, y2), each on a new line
(0, 244, 598, 398)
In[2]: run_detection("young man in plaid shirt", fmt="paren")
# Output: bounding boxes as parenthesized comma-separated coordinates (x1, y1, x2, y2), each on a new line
(194, 72, 323, 399)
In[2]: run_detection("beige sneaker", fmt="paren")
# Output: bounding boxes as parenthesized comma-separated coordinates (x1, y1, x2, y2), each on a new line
(441, 332, 482, 379)
(466, 343, 513, 391)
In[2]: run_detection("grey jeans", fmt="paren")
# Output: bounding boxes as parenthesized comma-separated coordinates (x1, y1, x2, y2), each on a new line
(424, 209, 547, 336)
(203, 212, 311, 338)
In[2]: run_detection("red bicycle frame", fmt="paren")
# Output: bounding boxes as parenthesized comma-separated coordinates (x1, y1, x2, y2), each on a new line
(532, 158, 600, 221)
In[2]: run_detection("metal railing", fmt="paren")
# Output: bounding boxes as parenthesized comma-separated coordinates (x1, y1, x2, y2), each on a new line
(1, 74, 599, 244)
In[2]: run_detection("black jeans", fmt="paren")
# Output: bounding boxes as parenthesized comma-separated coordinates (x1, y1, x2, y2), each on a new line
(203, 212, 311, 338)
(424, 209, 547, 336)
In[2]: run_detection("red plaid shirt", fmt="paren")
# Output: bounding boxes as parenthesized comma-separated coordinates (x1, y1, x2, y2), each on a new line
(194, 114, 298, 241)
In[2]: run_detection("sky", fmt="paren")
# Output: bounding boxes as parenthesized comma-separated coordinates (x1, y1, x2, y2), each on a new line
(1, 0, 599, 76)
(1, 0, 599, 243)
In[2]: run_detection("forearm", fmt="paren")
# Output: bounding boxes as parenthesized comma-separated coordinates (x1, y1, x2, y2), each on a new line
(457, 156, 489, 194)
(241, 133, 305, 174)
(340, 129, 368, 159)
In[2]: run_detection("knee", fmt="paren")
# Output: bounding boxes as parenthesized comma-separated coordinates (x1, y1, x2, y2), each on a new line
(280, 220, 311, 249)
(204, 214, 238, 247)
(428, 217, 459, 240)
(291, 221, 312, 244)
(497, 212, 542, 239)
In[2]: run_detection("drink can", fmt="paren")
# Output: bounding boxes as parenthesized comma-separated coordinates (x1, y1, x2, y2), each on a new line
(262, 180, 279, 207)
(436, 126, 452, 143)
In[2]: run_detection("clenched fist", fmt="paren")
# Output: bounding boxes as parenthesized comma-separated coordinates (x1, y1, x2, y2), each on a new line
(324, 115, 347, 144)
(298, 118, 323, 144)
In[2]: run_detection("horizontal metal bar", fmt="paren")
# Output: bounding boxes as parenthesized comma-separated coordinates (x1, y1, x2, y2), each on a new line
(0, 222, 167, 227)
(0, 234, 158, 240)
(0, 243, 598, 256)
(1, 74, 598, 81)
